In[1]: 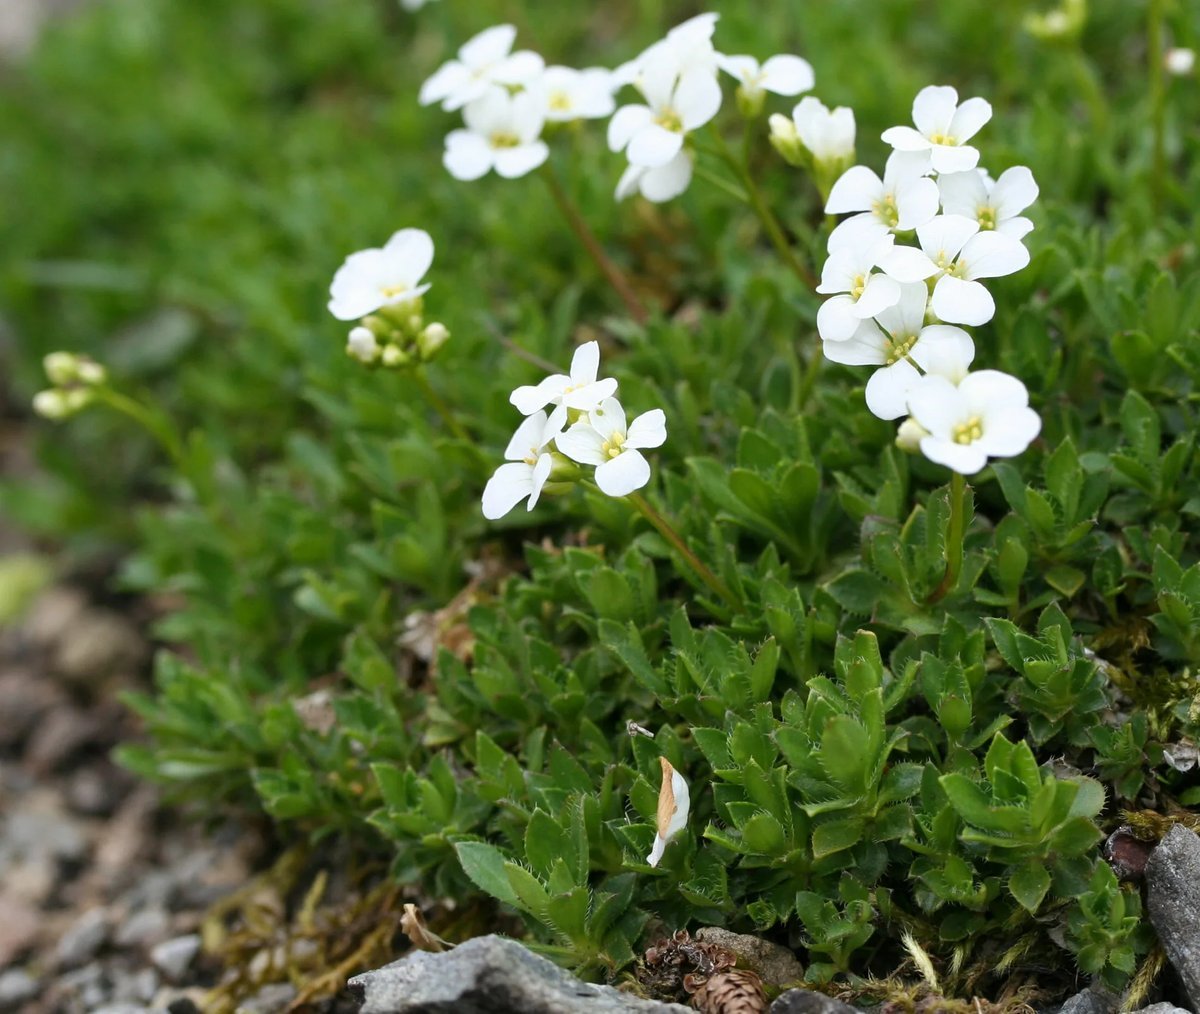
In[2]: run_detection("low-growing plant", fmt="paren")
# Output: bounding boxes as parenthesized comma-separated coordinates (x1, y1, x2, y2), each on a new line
(4, 0, 1200, 1006)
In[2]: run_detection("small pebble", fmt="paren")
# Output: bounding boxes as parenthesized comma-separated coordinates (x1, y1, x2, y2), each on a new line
(115, 907, 170, 949)
(55, 907, 110, 969)
(235, 982, 297, 1014)
(151, 934, 202, 982)
(0, 968, 39, 1006)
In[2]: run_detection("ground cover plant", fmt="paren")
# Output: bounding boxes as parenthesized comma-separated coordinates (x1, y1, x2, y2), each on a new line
(3, 0, 1200, 1007)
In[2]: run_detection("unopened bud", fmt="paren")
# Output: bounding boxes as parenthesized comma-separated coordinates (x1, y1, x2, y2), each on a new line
(43, 352, 79, 387)
(736, 83, 765, 120)
(346, 326, 380, 363)
(895, 418, 929, 453)
(417, 322, 450, 360)
(75, 358, 107, 386)
(768, 113, 806, 167)
(381, 344, 410, 368)
(33, 388, 91, 420)
(1166, 48, 1195, 76)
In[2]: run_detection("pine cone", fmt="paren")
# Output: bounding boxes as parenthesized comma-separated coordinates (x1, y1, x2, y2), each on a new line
(688, 968, 768, 1014)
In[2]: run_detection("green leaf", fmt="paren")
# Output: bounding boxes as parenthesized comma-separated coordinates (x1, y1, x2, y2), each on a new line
(455, 842, 520, 909)
(598, 620, 668, 696)
(1009, 863, 1051, 913)
(812, 817, 864, 859)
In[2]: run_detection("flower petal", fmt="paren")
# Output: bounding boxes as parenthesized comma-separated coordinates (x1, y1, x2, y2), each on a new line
(816, 295, 861, 342)
(494, 141, 549, 178)
(627, 123, 684, 168)
(503, 411, 550, 461)
(937, 170, 989, 219)
(931, 275, 995, 326)
(760, 54, 814, 96)
(825, 166, 884, 215)
(948, 96, 992, 143)
(990, 165, 1038, 219)
(443, 130, 493, 181)
(627, 409, 667, 449)
(383, 229, 434, 287)
(675, 67, 723, 130)
(919, 435, 989, 475)
(977, 406, 1041, 458)
(459, 24, 516, 67)
(917, 213, 979, 261)
(911, 84, 959, 137)
(588, 397, 627, 439)
(866, 360, 922, 420)
(638, 151, 693, 202)
(482, 461, 534, 519)
(852, 272, 901, 318)
(960, 231, 1030, 280)
(907, 374, 966, 438)
(911, 325, 975, 380)
(493, 49, 545, 86)
(878, 245, 939, 284)
(880, 125, 932, 152)
(510, 375, 569, 415)
(929, 143, 980, 174)
(526, 453, 553, 511)
(608, 104, 654, 152)
(895, 177, 941, 231)
(596, 449, 651, 496)
(557, 421, 607, 466)
(563, 377, 618, 411)
(570, 341, 600, 384)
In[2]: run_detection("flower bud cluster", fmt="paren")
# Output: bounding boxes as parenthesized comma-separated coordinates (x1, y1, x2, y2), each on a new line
(33, 352, 107, 421)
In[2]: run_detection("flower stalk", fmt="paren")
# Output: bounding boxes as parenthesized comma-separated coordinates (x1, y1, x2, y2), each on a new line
(928, 471, 967, 604)
(540, 166, 649, 323)
(627, 491, 739, 611)
(1148, 0, 1167, 212)
(413, 368, 472, 443)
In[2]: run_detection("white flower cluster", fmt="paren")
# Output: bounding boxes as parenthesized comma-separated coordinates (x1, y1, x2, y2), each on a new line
(482, 341, 667, 519)
(422, 15, 818, 203)
(421, 24, 615, 182)
(327, 229, 450, 368)
(818, 85, 1042, 475)
(33, 352, 107, 420)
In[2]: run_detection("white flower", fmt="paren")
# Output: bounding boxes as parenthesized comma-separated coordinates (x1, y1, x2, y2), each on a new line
(792, 96, 856, 165)
(328, 229, 434, 322)
(557, 397, 666, 497)
(443, 88, 548, 181)
(815, 235, 905, 342)
(608, 64, 722, 169)
(418, 24, 544, 111)
(937, 166, 1038, 239)
(647, 757, 689, 868)
(887, 214, 1030, 326)
(614, 13, 720, 94)
(615, 150, 694, 203)
(509, 341, 618, 431)
(481, 411, 562, 520)
(535, 66, 616, 122)
(826, 150, 938, 252)
(824, 283, 975, 419)
(346, 326, 380, 363)
(717, 53, 814, 99)
(907, 369, 1041, 475)
(1166, 48, 1195, 76)
(881, 85, 992, 174)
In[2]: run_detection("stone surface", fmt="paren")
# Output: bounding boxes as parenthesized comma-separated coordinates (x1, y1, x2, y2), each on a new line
(695, 927, 805, 986)
(349, 935, 691, 1013)
(0, 893, 41, 966)
(151, 934, 202, 982)
(1146, 824, 1200, 1011)
(235, 982, 298, 1013)
(1130, 1005, 1190, 1014)
(116, 907, 171, 949)
(55, 906, 111, 968)
(769, 989, 863, 1014)
(1057, 983, 1120, 1014)
(0, 968, 39, 1007)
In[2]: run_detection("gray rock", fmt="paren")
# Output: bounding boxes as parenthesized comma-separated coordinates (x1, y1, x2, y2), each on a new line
(1130, 1005, 1190, 1014)
(1146, 824, 1200, 1010)
(695, 927, 804, 986)
(150, 935, 202, 982)
(1057, 984, 1120, 1014)
(55, 907, 110, 968)
(91, 1006, 158, 1014)
(115, 907, 171, 949)
(349, 935, 690, 1013)
(234, 982, 297, 1013)
(769, 988, 864, 1014)
(0, 968, 39, 1006)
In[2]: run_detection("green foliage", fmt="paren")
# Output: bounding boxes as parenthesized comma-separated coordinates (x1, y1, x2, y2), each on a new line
(3, 0, 1199, 1001)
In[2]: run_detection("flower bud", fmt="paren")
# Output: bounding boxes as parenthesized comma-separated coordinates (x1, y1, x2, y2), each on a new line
(735, 83, 765, 120)
(75, 357, 107, 386)
(43, 352, 79, 387)
(768, 113, 806, 167)
(33, 387, 91, 420)
(895, 417, 929, 453)
(381, 344, 411, 368)
(1166, 48, 1195, 77)
(417, 322, 450, 360)
(346, 326, 380, 363)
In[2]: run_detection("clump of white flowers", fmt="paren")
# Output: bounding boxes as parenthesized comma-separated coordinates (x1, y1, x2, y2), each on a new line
(327, 229, 450, 368)
(482, 341, 667, 518)
(817, 85, 1041, 475)
(33, 352, 107, 420)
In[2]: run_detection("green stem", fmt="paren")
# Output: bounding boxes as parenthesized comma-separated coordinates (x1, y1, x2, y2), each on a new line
(928, 472, 967, 605)
(711, 130, 819, 289)
(627, 491, 739, 611)
(693, 162, 749, 203)
(540, 166, 649, 323)
(414, 368, 471, 442)
(1148, 0, 1166, 212)
(796, 346, 824, 411)
(94, 388, 185, 466)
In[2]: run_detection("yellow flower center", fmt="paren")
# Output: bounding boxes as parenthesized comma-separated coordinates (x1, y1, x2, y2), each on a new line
(490, 130, 521, 148)
(871, 192, 900, 228)
(850, 273, 867, 300)
(977, 205, 997, 230)
(884, 332, 918, 365)
(523, 448, 539, 466)
(601, 431, 627, 459)
(548, 91, 572, 112)
(381, 283, 408, 298)
(929, 132, 956, 146)
(655, 109, 683, 133)
(953, 416, 984, 444)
